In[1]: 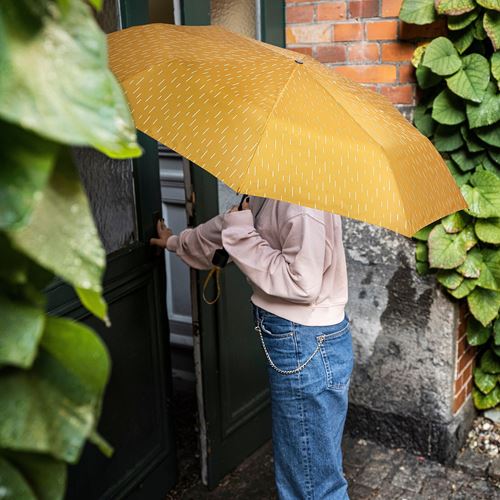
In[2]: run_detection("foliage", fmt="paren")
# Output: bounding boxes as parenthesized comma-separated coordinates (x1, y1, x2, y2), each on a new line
(401, 0, 500, 409)
(0, 0, 140, 497)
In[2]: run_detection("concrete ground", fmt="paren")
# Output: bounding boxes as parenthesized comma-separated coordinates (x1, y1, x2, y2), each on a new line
(166, 380, 500, 500)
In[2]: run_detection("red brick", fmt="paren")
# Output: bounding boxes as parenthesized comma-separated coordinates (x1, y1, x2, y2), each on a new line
(287, 5, 314, 23)
(452, 387, 466, 414)
(286, 24, 331, 44)
(382, 0, 403, 17)
(457, 333, 467, 357)
(366, 20, 398, 40)
(399, 19, 447, 40)
(380, 84, 414, 104)
(316, 45, 347, 63)
(317, 2, 347, 21)
(350, 0, 379, 18)
(334, 22, 364, 41)
(362, 83, 378, 92)
(348, 42, 379, 62)
(399, 63, 416, 83)
(333, 64, 397, 83)
(381, 42, 416, 62)
(290, 46, 313, 56)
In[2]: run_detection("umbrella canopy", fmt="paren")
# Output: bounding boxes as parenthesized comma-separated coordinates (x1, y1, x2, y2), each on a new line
(107, 23, 467, 237)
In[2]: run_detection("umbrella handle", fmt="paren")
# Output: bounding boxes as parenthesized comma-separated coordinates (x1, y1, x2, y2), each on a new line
(238, 193, 248, 211)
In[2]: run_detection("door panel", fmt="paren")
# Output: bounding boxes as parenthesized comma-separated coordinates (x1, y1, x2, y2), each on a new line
(181, 0, 285, 488)
(47, 1, 177, 498)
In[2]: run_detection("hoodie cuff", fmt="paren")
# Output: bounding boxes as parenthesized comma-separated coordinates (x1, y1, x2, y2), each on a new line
(166, 235, 179, 252)
(222, 209, 254, 230)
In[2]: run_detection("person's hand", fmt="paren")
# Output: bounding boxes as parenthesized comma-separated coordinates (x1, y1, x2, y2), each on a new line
(230, 196, 250, 212)
(150, 219, 173, 249)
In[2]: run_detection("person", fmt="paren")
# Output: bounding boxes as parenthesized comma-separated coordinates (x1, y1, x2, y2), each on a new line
(150, 195, 353, 500)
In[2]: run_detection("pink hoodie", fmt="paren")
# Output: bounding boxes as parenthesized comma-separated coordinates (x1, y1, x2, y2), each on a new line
(166, 196, 348, 326)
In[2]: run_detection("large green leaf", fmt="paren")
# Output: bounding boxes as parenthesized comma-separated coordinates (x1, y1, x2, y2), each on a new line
(474, 366, 498, 393)
(0, 317, 111, 462)
(484, 10, 500, 50)
(433, 124, 464, 151)
(0, 456, 36, 499)
(451, 148, 485, 171)
(0, 121, 57, 230)
(466, 82, 500, 128)
(448, 276, 478, 297)
(475, 123, 500, 147)
(0, 0, 141, 159)
(477, 248, 500, 290)
(414, 104, 437, 136)
(446, 53, 490, 103)
(0, 297, 44, 368)
(468, 287, 500, 325)
(481, 348, 500, 372)
(457, 247, 483, 277)
(422, 37, 462, 76)
(428, 223, 475, 268)
(0, 452, 66, 500)
(437, 269, 464, 289)
(461, 124, 486, 152)
(8, 148, 105, 295)
(473, 385, 500, 408)
(75, 288, 109, 325)
(442, 211, 470, 233)
(436, 0, 476, 15)
(448, 9, 480, 30)
(450, 24, 475, 53)
(400, 0, 437, 23)
(476, 217, 500, 243)
(467, 316, 491, 345)
(432, 89, 466, 125)
(460, 169, 500, 217)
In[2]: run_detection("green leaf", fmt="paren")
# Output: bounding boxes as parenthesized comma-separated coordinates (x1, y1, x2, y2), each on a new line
(446, 53, 490, 103)
(432, 89, 466, 125)
(475, 124, 500, 147)
(476, 0, 500, 10)
(416, 261, 430, 275)
(1, 451, 66, 500)
(416, 240, 428, 261)
(457, 247, 483, 278)
(467, 316, 491, 345)
(473, 385, 500, 408)
(0, 121, 57, 230)
(448, 276, 478, 297)
(477, 248, 500, 290)
(428, 223, 471, 268)
(448, 9, 480, 30)
(0, 317, 111, 462)
(0, 456, 36, 499)
(416, 64, 443, 88)
(88, 0, 104, 9)
(400, 0, 437, 24)
(437, 269, 464, 289)
(474, 15, 488, 40)
(466, 82, 500, 128)
(8, 148, 105, 294)
(474, 366, 498, 394)
(412, 222, 438, 240)
(446, 159, 472, 186)
(412, 44, 428, 68)
(475, 217, 500, 243)
(422, 37, 462, 76)
(460, 169, 500, 217)
(468, 287, 500, 325)
(433, 124, 464, 151)
(76, 287, 109, 325)
(460, 124, 486, 152)
(414, 105, 436, 136)
(481, 349, 500, 372)
(451, 148, 485, 171)
(0, 0, 141, 159)
(492, 52, 500, 87)
(450, 24, 475, 53)
(436, 0, 476, 15)
(484, 10, 500, 50)
(442, 211, 470, 233)
(0, 297, 44, 369)
(494, 317, 500, 344)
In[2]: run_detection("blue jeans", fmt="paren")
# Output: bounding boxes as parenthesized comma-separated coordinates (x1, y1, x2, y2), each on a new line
(252, 304, 354, 500)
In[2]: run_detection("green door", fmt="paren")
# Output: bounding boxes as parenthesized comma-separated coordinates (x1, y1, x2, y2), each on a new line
(46, 2, 177, 499)
(181, 0, 286, 489)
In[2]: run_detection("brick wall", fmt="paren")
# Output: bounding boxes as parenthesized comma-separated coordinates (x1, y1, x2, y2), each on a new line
(285, 0, 446, 112)
(286, 1, 473, 415)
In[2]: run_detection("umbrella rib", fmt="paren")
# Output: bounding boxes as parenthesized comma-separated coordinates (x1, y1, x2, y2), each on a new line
(240, 63, 299, 193)
(307, 71, 409, 230)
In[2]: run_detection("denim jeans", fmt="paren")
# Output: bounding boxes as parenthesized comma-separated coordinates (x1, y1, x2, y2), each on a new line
(252, 304, 354, 500)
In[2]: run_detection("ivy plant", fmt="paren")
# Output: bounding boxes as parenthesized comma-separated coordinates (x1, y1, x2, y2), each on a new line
(400, 0, 500, 410)
(0, 0, 140, 497)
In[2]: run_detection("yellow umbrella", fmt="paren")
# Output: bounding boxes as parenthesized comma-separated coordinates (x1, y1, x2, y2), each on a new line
(107, 23, 467, 237)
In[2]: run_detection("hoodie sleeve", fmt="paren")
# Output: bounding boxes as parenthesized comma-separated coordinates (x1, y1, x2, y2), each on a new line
(221, 209, 326, 304)
(166, 213, 225, 270)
